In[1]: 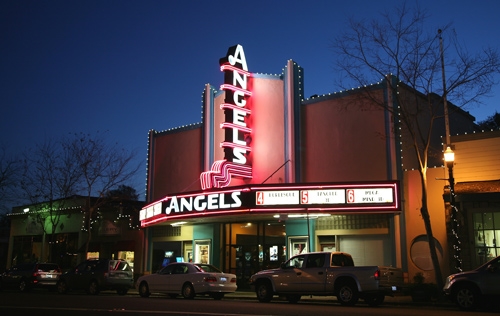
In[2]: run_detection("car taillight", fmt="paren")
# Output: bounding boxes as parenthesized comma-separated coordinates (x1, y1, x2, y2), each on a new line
(230, 278, 236, 283)
(204, 276, 217, 282)
(374, 270, 380, 280)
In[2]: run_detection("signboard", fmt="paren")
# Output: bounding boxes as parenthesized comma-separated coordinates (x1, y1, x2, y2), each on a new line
(256, 191, 300, 205)
(140, 181, 400, 227)
(200, 44, 253, 190)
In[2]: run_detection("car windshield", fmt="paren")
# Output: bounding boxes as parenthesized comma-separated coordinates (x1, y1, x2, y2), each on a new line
(194, 264, 221, 273)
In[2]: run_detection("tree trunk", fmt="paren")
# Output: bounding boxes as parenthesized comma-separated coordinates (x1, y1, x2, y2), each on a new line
(419, 169, 444, 290)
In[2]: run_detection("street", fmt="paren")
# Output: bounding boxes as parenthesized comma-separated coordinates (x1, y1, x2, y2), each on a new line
(0, 289, 499, 316)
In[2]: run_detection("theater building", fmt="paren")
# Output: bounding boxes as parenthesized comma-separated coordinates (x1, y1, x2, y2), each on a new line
(138, 44, 478, 287)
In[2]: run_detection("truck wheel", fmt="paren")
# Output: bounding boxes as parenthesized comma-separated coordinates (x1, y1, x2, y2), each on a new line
(454, 285, 480, 311)
(286, 294, 301, 303)
(337, 282, 359, 306)
(364, 294, 384, 306)
(255, 282, 273, 303)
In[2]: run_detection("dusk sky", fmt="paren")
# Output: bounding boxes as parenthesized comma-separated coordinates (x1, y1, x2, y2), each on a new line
(2, 0, 499, 201)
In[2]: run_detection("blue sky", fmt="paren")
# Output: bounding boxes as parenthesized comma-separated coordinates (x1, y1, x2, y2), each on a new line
(1, 0, 499, 200)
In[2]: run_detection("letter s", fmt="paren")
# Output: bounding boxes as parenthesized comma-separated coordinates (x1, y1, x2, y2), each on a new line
(231, 191, 242, 207)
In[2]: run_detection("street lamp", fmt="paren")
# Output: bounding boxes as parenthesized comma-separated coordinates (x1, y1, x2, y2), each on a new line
(444, 146, 462, 272)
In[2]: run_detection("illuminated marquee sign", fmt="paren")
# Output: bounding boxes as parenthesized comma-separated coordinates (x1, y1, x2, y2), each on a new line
(140, 181, 400, 227)
(256, 191, 300, 205)
(255, 186, 395, 206)
(200, 44, 253, 190)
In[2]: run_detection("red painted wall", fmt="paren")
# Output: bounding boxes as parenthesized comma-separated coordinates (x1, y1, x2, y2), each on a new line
(301, 91, 391, 182)
(149, 128, 202, 201)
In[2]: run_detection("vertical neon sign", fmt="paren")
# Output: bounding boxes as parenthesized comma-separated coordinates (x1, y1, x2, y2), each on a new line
(201, 45, 253, 189)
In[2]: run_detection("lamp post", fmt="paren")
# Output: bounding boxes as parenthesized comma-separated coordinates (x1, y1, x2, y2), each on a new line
(444, 146, 462, 272)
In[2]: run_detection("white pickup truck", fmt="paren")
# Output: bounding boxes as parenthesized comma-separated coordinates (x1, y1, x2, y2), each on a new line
(249, 251, 403, 306)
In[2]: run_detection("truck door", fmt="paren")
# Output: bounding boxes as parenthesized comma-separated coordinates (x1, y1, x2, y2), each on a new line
(274, 254, 306, 292)
(301, 253, 327, 293)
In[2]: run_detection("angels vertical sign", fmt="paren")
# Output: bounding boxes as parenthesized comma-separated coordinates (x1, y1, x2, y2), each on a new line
(201, 45, 253, 189)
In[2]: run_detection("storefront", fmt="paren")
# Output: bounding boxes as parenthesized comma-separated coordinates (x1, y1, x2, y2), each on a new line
(140, 44, 410, 284)
(7, 196, 144, 272)
(141, 181, 400, 287)
(445, 131, 500, 270)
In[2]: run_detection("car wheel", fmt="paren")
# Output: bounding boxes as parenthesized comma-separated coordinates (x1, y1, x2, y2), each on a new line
(57, 280, 68, 294)
(117, 288, 128, 295)
(182, 283, 195, 299)
(364, 294, 385, 306)
(255, 281, 273, 303)
(454, 285, 480, 311)
(138, 281, 150, 298)
(337, 282, 359, 306)
(286, 294, 301, 304)
(210, 293, 224, 300)
(88, 280, 100, 295)
(19, 279, 30, 292)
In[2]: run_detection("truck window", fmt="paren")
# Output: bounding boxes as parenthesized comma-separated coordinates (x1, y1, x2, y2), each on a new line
(286, 255, 305, 268)
(331, 254, 354, 266)
(306, 254, 325, 268)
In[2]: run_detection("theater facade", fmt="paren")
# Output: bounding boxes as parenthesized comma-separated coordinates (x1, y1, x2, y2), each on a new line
(138, 44, 477, 287)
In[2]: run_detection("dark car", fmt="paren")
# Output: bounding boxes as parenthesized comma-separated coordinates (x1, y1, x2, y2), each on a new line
(443, 255, 500, 311)
(57, 258, 133, 295)
(0, 262, 62, 292)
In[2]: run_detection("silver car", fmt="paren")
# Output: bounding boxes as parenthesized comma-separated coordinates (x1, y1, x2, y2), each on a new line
(136, 262, 237, 300)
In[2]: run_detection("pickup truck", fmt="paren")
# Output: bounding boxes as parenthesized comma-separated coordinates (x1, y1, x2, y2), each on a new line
(249, 251, 403, 306)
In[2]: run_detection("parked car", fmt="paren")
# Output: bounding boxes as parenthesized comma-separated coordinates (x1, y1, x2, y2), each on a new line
(136, 262, 237, 300)
(57, 258, 133, 295)
(0, 262, 61, 292)
(443, 255, 500, 311)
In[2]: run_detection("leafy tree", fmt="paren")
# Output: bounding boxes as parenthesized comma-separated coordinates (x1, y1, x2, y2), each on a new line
(477, 111, 500, 130)
(331, 3, 500, 289)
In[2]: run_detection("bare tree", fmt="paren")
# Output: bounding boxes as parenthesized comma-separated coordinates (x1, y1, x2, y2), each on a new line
(19, 140, 81, 261)
(67, 132, 141, 255)
(0, 146, 19, 214)
(331, 3, 500, 289)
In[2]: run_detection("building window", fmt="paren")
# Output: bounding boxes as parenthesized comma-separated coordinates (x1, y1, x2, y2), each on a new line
(474, 212, 500, 264)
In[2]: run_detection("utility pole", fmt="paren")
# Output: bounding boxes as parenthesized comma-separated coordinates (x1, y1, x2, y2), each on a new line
(438, 29, 450, 146)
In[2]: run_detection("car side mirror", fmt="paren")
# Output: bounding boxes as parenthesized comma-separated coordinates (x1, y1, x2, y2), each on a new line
(280, 262, 286, 269)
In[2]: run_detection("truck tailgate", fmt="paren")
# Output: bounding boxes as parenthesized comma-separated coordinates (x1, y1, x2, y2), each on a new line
(378, 266, 404, 292)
